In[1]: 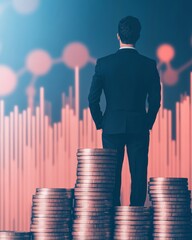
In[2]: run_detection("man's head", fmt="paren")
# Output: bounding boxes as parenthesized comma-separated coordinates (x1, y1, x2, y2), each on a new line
(117, 16, 141, 45)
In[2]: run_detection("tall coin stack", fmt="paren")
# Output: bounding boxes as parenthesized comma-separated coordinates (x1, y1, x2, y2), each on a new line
(72, 148, 117, 240)
(113, 206, 152, 239)
(148, 177, 192, 239)
(30, 188, 74, 240)
(0, 231, 31, 239)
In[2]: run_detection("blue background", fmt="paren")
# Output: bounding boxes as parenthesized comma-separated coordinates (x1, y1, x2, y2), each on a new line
(0, 0, 191, 137)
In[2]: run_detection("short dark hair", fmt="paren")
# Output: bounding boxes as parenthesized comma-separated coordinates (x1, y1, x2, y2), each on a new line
(118, 16, 141, 44)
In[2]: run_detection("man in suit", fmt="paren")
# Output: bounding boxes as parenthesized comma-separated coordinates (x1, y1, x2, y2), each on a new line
(88, 16, 161, 206)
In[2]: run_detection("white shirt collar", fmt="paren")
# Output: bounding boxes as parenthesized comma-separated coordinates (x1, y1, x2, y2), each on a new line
(119, 46, 135, 49)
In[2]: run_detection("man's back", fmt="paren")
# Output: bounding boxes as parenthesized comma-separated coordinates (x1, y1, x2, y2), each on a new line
(88, 48, 161, 134)
(88, 15, 161, 206)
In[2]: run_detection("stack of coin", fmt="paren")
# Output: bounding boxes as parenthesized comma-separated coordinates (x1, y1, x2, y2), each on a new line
(113, 206, 152, 239)
(30, 188, 74, 240)
(148, 177, 192, 239)
(72, 148, 117, 240)
(0, 231, 31, 239)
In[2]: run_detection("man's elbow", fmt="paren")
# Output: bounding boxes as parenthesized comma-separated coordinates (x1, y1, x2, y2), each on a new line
(149, 101, 161, 115)
(88, 95, 94, 108)
(88, 92, 99, 107)
(154, 101, 161, 114)
(88, 92, 93, 104)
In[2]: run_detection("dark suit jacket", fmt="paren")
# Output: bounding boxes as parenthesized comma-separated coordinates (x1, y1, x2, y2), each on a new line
(88, 48, 161, 134)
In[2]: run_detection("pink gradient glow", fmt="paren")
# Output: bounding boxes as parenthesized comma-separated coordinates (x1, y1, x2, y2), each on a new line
(157, 44, 175, 63)
(12, 0, 40, 14)
(0, 65, 17, 96)
(26, 84, 36, 112)
(26, 50, 52, 76)
(62, 42, 90, 69)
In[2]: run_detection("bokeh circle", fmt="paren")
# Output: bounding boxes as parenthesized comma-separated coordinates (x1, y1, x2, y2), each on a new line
(12, 0, 40, 14)
(26, 49, 52, 76)
(62, 42, 90, 69)
(156, 44, 175, 63)
(0, 65, 17, 96)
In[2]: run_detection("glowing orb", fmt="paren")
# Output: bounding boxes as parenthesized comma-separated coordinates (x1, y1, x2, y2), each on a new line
(0, 65, 17, 96)
(26, 50, 52, 76)
(156, 44, 175, 63)
(62, 42, 90, 69)
(12, 0, 39, 14)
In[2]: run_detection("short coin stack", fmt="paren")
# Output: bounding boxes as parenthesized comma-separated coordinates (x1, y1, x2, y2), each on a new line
(30, 188, 74, 240)
(148, 177, 192, 239)
(0, 231, 31, 239)
(113, 206, 152, 240)
(72, 148, 117, 240)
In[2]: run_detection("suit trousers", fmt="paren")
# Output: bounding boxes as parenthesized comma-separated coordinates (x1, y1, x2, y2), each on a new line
(102, 130, 150, 206)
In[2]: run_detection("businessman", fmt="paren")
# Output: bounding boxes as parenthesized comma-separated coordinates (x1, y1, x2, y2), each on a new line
(88, 16, 161, 206)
